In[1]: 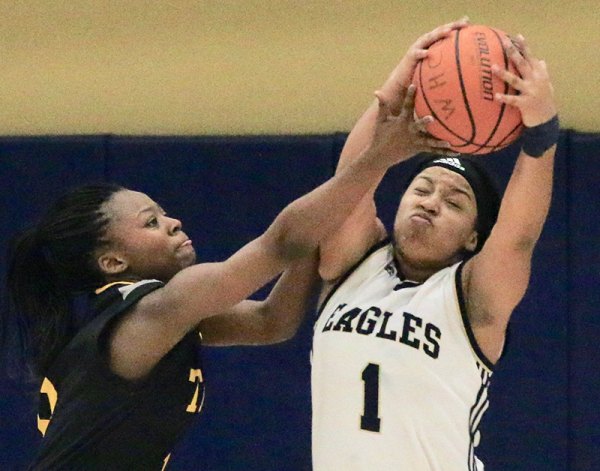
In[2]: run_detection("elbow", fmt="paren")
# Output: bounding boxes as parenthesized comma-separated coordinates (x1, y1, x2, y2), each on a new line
(267, 212, 316, 263)
(492, 223, 542, 255)
(255, 304, 301, 345)
(260, 320, 299, 345)
(268, 328, 298, 344)
(512, 233, 540, 254)
(318, 261, 343, 283)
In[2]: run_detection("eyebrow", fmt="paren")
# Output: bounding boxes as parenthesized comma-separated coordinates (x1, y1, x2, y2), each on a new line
(415, 175, 473, 201)
(136, 204, 165, 217)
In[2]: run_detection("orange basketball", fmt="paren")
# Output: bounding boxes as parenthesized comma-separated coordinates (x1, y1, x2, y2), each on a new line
(413, 24, 522, 155)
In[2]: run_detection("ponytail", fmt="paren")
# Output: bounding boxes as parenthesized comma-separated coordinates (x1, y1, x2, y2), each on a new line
(7, 227, 73, 376)
(4, 183, 123, 376)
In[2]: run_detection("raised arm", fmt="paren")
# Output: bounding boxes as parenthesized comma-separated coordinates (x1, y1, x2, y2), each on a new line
(319, 18, 469, 282)
(462, 35, 558, 363)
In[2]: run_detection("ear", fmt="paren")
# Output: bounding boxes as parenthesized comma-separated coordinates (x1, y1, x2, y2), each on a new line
(97, 251, 128, 276)
(465, 230, 478, 253)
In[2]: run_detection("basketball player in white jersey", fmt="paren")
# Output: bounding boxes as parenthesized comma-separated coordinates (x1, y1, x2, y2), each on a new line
(312, 20, 559, 471)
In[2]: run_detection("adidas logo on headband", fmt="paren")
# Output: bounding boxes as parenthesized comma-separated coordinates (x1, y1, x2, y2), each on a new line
(432, 157, 465, 172)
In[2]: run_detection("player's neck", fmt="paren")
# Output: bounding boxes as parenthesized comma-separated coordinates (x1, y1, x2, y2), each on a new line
(393, 248, 445, 283)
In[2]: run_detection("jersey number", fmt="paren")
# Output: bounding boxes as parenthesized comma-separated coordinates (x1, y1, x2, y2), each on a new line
(37, 377, 58, 436)
(360, 363, 381, 432)
(186, 369, 204, 413)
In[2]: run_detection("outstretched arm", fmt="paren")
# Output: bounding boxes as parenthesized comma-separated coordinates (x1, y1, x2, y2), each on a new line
(109, 90, 444, 379)
(198, 253, 319, 346)
(184, 19, 471, 348)
(463, 35, 558, 363)
(319, 17, 469, 282)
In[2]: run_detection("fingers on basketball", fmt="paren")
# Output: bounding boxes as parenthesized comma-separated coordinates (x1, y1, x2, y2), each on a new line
(413, 25, 525, 154)
(494, 92, 519, 107)
(503, 38, 534, 78)
(401, 85, 416, 115)
(412, 115, 433, 134)
(514, 34, 533, 62)
(374, 91, 391, 121)
(416, 16, 467, 50)
(492, 64, 525, 91)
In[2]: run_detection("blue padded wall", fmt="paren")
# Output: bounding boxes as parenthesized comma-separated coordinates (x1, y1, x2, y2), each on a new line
(0, 137, 107, 469)
(0, 132, 597, 471)
(568, 133, 600, 471)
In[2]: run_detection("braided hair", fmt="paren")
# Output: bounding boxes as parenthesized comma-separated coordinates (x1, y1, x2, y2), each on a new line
(6, 183, 124, 376)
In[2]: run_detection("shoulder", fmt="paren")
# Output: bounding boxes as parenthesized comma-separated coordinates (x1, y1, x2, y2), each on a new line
(46, 280, 166, 383)
(318, 238, 394, 312)
(61, 280, 164, 346)
(341, 237, 394, 280)
(95, 280, 164, 310)
(89, 280, 165, 344)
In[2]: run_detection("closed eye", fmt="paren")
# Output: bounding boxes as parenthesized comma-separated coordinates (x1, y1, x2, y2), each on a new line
(145, 216, 159, 227)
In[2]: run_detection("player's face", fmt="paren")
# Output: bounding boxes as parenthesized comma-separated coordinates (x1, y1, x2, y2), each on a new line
(393, 167, 478, 270)
(100, 190, 196, 281)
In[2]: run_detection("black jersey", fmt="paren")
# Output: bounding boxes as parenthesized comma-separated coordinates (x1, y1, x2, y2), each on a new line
(30, 280, 205, 471)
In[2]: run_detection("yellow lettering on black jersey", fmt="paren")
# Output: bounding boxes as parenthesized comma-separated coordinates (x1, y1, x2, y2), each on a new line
(37, 377, 58, 436)
(185, 368, 204, 413)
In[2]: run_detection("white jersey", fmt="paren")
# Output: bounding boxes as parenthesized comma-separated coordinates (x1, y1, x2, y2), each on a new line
(312, 240, 493, 471)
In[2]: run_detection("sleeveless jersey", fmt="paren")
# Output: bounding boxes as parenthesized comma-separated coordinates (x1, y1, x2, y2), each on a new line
(30, 280, 205, 471)
(312, 240, 493, 471)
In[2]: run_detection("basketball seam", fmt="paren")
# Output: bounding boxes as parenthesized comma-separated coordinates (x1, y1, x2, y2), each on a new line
(417, 52, 472, 143)
(455, 27, 477, 145)
(470, 28, 513, 154)
(417, 31, 472, 145)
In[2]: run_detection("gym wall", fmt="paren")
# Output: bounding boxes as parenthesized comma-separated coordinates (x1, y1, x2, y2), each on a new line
(1, 2, 599, 470)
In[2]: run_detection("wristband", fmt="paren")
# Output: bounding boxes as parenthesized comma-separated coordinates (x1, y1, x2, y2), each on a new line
(521, 115, 559, 158)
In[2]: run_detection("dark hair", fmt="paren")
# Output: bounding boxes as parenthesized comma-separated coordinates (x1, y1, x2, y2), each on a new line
(5, 183, 124, 376)
(403, 154, 501, 253)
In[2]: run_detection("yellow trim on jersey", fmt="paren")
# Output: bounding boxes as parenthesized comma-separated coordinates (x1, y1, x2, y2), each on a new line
(161, 453, 171, 471)
(95, 281, 135, 295)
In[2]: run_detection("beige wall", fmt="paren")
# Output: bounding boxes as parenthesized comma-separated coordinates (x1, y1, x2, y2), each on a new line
(1, 0, 597, 135)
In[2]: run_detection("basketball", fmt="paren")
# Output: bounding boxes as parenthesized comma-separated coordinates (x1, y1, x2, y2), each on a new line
(413, 24, 523, 155)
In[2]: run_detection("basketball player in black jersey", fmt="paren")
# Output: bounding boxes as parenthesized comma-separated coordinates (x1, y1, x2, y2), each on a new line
(4, 82, 456, 470)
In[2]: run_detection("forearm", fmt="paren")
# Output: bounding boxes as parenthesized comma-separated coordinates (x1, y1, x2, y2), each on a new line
(489, 35, 557, 253)
(268, 144, 394, 260)
(338, 101, 381, 171)
(339, 18, 470, 171)
(271, 82, 460, 262)
(338, 71, 408, 172)
(199, 253, 319, 346)
(379, 64, 413, 114)
(460, 34, 557, 355)
(259, 252, 320, 341)
(493, 147, 554, 250)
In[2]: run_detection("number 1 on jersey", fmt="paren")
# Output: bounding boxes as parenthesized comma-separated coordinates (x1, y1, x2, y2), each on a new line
(360, 363, 381, 432)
